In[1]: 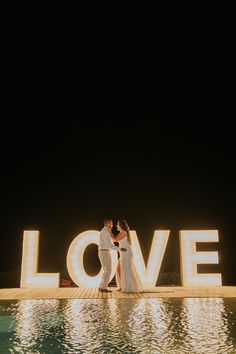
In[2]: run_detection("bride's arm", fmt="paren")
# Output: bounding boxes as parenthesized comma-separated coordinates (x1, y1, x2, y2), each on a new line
(111, 231, 126, 242)
(111, 233, 116, 241)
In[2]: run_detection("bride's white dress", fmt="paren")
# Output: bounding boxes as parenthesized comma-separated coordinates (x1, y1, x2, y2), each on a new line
(116, 236, 143, 292)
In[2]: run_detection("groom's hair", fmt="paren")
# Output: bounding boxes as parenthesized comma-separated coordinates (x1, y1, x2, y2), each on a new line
(103, 218, 112, 225)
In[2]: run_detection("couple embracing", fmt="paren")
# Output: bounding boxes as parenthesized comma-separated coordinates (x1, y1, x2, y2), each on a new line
(98, 219, 143, 293)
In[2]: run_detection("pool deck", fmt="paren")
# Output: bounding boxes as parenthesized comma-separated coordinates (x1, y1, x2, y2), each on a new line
(0, 286, 236, 300)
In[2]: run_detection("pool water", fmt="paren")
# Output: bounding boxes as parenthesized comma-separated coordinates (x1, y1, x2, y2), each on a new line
(0, 298, 236, 353)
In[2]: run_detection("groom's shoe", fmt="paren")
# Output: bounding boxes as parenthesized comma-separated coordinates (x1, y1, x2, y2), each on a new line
(100, 288, 112, 293)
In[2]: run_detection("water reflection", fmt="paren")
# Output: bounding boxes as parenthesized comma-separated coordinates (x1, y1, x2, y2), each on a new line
(147, 298, 175, 352)
(0, 297, 235, 353)
(121, 298, 172, 352)
(63, 299, 102, 352)
(15, 300, 37, 350)
(180, 298, 235, 354)
(62, 298, 235, 353)
(10, 299, 60, 353)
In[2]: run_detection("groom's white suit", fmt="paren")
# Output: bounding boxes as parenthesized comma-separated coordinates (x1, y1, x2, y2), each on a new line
(98, 226, 120, 290)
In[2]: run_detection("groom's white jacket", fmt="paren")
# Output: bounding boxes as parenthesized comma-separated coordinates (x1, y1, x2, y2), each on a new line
(99, 227, 120, 251)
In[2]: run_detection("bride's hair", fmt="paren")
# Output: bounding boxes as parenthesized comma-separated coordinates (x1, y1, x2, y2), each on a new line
(118, 219, 131, 245)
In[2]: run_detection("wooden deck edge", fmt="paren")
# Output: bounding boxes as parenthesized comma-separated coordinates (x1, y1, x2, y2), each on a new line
(0, 286, 236, 300)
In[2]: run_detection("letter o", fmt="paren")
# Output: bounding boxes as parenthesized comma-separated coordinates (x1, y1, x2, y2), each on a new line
(66, 230, 118, 288)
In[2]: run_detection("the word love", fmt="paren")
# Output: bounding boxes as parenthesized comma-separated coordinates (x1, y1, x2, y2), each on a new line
(20, 230, 222, 288)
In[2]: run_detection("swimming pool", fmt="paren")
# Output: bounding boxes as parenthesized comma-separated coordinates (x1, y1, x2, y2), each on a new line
(0, 297, 236, 353)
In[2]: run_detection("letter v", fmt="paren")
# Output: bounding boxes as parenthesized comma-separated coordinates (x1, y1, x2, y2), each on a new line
(130, 230, 170, 287)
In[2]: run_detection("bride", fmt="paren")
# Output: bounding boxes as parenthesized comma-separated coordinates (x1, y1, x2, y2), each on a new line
(111, 219, 143, 293)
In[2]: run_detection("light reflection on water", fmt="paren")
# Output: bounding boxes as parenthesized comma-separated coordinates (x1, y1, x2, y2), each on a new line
(181, 298, 235, 353)
(0, 297, 236, 353)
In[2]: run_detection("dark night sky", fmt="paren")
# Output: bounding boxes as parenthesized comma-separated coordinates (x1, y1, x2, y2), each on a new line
(0, 2, 235, 284)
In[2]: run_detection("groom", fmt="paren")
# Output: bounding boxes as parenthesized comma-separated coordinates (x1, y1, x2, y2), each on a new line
(98, 219, 126, 292)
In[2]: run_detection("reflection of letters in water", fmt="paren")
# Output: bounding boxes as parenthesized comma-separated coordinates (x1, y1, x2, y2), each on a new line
(181, 298, 232, 353)
(20, 229, 222, 288)
(14, 298, 233, 353)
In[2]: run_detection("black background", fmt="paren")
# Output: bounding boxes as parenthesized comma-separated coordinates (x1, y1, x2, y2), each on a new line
(0, 2, 235, 284)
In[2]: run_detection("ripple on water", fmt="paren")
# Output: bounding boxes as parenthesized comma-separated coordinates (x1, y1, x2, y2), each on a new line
(0, 297, 236, 353)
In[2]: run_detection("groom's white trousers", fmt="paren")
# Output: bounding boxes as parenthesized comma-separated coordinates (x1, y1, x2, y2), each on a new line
(98, 250, 112, 289)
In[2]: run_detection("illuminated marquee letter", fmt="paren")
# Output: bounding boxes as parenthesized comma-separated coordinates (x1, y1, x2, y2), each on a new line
(131, 230, 170, 287)
(180, 230, 222, 286)
(20, 231, 60, 288)
(66, 230, 118, 288)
